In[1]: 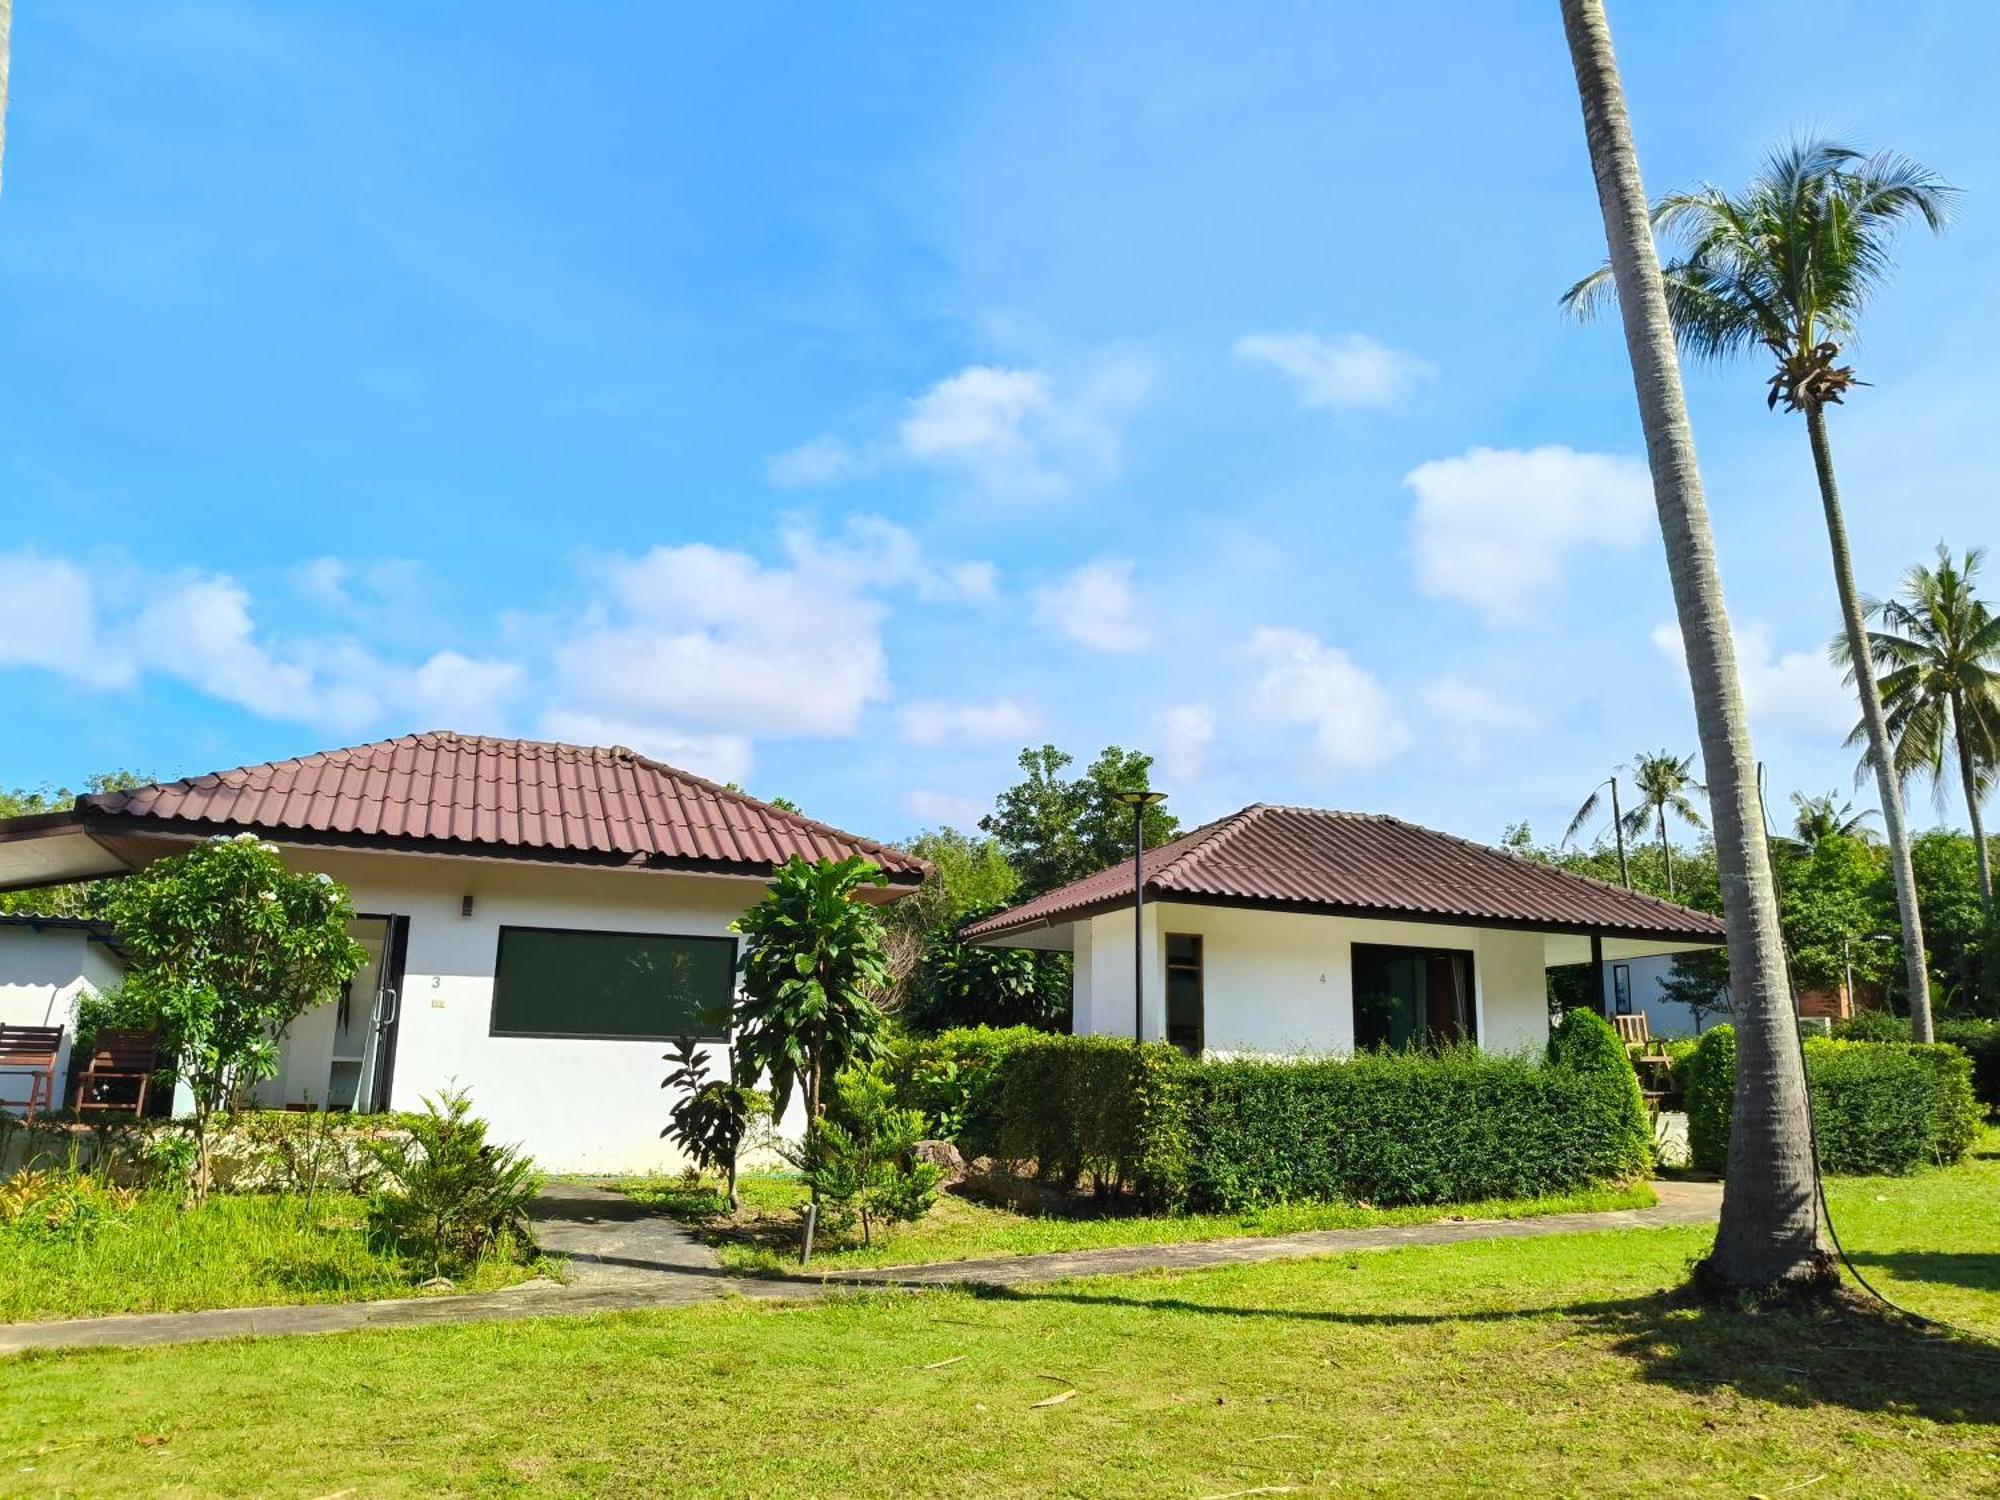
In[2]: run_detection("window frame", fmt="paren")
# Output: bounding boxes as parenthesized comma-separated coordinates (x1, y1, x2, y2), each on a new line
(1349, 941, 1479, 1050)
(1164, 931, 1205, 1057)
(488, 923, 737, 1043)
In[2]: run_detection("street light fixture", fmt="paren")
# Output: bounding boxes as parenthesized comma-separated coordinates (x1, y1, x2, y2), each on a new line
(1113, 789, 1168, 1042)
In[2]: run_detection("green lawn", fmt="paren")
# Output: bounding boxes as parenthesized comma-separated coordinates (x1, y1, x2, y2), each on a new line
(4, 1132, 1996, 1496)
(610, 1170, 1660, 1271)
(0, 1190, 544, 1322)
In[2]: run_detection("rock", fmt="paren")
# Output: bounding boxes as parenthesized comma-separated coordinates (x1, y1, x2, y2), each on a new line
(913, 1139, 966, 1185)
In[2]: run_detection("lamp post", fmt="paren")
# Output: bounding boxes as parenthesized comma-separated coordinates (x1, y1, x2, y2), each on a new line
(1113, 789, 1168, 1042)
(1842, 931, 1898, 1017)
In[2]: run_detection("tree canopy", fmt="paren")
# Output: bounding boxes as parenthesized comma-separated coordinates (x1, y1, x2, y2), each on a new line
(980, 744, 1180, 900)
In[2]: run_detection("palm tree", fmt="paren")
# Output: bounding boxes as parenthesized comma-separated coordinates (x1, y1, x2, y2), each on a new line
(1563, 137, 1953, 1044)
(1788, 790, 1879, 850)
(1627, 751, 1705, 898)
(1560, 0, 1827, 1294)
(1560, 774, 1630, 886)
(1839, 545, 2000, 925)
(1566, 755, 1704, 895)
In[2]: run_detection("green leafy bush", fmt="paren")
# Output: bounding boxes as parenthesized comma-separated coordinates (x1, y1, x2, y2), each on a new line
(0, 1170, 138, 1240)
(366, 1089, 541, 1276)
(1683, 1026, 1980, 1174)
(985, 1026, 1652, 1214)
(1832, 1010, 1911, 1043)
(990, 1035, 1191, 1208)
(1935, 1018, 2000, 1109)
(1681, 1026, 1737, 1175)
(798, 1064, 943, 1246)
(1184, 1037, 1651, 1212)
(884, 1025, 1043, 1153)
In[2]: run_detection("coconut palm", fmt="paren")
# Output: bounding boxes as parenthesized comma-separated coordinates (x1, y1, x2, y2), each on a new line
(1626, 751, 1705, 898)
(1787, 790, 1879, 850)
(1562, 137, 1952, 1043)
(1566, 754, 1704, 896)
(1559, 0, 1826, 1293)
(1838, 544, 2000, 925)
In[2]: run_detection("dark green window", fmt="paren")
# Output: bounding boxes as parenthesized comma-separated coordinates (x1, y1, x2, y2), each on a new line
(491, 926, 735, 1041)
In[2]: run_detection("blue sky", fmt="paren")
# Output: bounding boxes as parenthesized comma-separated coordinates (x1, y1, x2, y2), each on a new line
(3, 1, 1997, 851)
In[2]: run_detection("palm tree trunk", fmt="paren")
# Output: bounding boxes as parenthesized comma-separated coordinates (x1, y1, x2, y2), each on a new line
(1952, 697, 1996, 924)
(1657, 805, 1675, 897)
(1561, 0, 1828, 1293)
(1805, 409, 1934, 1042)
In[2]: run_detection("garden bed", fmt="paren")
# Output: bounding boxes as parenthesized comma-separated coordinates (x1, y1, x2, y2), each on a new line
(606, 1171, 1657, 1273)
(0, 1187, 549, 1323)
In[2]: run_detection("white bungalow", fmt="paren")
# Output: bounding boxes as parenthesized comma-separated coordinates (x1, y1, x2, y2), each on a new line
(962, 804, 1725, 1056)
(0, 732, 924, 1170)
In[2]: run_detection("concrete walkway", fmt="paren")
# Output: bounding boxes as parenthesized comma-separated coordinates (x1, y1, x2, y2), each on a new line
(0, 1179, 1721, 1357)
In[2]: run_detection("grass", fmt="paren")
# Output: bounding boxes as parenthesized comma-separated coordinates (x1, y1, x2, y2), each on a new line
(2, 1133, 1993, 1496)
(608, 1170, 1661, 1271)
(0, 1190, 544, 1322)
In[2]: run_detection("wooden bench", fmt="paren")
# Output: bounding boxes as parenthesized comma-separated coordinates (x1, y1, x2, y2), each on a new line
(0, 1024, 65, 1122)
(77, 1028, 160, 1116)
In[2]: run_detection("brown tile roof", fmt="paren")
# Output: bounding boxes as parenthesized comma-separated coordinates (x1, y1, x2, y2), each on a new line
(73, 732, 926, 883)
(960, 804, 1726, 944)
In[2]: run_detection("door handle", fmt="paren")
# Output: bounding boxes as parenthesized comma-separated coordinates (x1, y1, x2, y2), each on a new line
(377, 986, 399, 1030)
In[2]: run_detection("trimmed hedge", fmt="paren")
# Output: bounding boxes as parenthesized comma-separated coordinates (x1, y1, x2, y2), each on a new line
(991, 1036, 1190, 1207)
(1682, 1025, 1981, 1175)
(882, 1026, 1044, 1157)
(982, 1012, 1651, 1213)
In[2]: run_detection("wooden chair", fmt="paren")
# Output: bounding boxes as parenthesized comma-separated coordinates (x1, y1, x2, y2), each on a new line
(1612, 1013, 1651, 1048)
(0, 1024, 65, 1122)
(77, 1028, 160, 1116)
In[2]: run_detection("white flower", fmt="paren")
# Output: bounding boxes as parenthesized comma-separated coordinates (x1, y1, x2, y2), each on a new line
(314, 872, 334, 885)
(258, 889, 277, 902)
(233, 832, 258, 844)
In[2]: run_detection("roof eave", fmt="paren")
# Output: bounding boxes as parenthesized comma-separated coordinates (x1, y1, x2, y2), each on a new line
(963, 887, 1725, 948)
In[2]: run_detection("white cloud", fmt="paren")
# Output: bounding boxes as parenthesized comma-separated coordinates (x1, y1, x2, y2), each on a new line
(904, 788, 987, 828)
(1651, 621, 1853, 739)
(766, 435, 855, 489)
(1423, 676, 1539, 760)
(1031, 558, 1150, 653)
(779, 513, 996, 605)
(1158, 703, 1216, 785)
(549, 515, 993, 766)
(899, 697, 1036, 748)
(1233, 331, 1434, 411)
(1246, 627, 1408, 772)
(895, 357, 1153, 501)
(1403, 445, 1653, 624)
(536, 709, 753, 786)
(292, 557, 351, 608)
(0, 551, 128, 687)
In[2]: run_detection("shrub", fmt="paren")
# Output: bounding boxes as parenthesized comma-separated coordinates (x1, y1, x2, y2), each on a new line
(884, 1025, 1043, 1154)
(1683, 1026, 1980, 1175)
(798, 1063, 943, 1246)
(1935, 1018, 2000, 1109)
(1546, 1009, 1654, 1169)
(984, 1027, 1653, 1214)
(1681, 1026, 1737, 1175)
(661, 1038, 765, 1212)
(366, 1088, 541, 1276)
(1833, 1010, 1911, 1043)
(0, 1170, 138, 1240)
(1184, 1041, 1652, 1212)
(990, 1035, 1191, 1208)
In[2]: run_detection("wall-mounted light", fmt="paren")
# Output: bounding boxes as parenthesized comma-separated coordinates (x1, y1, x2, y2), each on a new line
(461, 894, 475, 919)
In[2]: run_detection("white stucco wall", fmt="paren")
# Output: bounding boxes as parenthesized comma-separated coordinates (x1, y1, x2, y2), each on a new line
(1602, 951, 1710, 1037)
(256, 848, 795, 1174)
(1070, 901, 1555, 1057)
(0, 924, 127, 1111)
